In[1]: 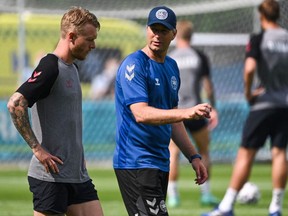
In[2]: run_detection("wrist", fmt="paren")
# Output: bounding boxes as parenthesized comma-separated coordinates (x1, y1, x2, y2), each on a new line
(188, 153, 202, 163)
(31, 143, 41, 153)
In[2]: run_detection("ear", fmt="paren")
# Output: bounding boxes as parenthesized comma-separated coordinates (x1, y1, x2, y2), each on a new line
(172, 29, 177, 40)
(68, 32, 76, 42)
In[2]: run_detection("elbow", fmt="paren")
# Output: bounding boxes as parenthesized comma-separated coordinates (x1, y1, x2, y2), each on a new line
(134, 115, 146, 124)
(7, 100, 15, 114)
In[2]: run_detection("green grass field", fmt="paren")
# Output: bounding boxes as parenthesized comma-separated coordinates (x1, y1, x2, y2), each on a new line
(0, 163, 287, 216)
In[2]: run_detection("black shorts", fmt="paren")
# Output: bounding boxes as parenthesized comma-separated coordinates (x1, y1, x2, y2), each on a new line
(183, 118, 207, 132)
(241, 108, 288, 149)
(114, 168, 169, 216)
(28, 176, 99, 214)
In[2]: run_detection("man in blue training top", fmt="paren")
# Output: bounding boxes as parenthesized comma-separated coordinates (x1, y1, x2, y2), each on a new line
(113, 5, 212, 216)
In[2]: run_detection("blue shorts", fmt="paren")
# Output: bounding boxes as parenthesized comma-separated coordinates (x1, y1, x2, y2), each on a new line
(241, 108, 288, 149)
(28, 177, 99, 214)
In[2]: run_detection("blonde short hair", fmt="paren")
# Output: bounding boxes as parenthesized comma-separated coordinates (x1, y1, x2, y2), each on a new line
(60, 7, 100, 38)
(176, 20, 194, 41)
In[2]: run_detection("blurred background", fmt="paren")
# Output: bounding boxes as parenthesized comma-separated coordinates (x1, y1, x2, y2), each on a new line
(1, 0, 288, 165)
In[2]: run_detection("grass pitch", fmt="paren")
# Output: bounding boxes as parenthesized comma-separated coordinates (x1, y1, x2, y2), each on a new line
(0, 163, 287, 216)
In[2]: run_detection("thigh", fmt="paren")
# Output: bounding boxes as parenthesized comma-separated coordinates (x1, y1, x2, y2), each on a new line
(241, 110, 270, 149)
(115, 169, 169, 216)
(66, 200, 103, 216)
(33, 211, 64, 216)
(191, 126, 210, 152)
(67, 179, 99, 205)
(269, 108, 288, 148)
(184, 118, 207, 132)
(28, 176, 68, 215)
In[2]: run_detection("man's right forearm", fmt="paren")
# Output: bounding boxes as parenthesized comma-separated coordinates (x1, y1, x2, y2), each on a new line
(7, 93, 40, 149)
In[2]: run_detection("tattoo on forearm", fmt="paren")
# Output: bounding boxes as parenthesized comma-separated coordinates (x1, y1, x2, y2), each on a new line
(8, 94, 39, 149)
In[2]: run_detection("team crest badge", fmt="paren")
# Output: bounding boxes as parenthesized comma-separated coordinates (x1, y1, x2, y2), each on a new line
(156, 9, 168, 20)
(171, 76, 178, 90)
(159, 200, 167, 213)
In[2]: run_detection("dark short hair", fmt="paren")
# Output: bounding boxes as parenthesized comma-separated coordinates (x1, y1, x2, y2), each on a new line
(258, 0, 280, 22)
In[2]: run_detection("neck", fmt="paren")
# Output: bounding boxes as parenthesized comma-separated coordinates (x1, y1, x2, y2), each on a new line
(261, 20, 279, 30)
(176, 39, 191, 48)
(53, 39, 74, 64)
(142, 46, 166, 63)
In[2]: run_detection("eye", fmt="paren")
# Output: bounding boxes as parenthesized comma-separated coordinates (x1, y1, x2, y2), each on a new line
(161, 29, 169, 35)
(150, 27, 170, 35)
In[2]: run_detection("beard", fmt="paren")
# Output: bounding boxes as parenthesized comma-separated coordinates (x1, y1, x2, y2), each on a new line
(72, 46, 89, 61)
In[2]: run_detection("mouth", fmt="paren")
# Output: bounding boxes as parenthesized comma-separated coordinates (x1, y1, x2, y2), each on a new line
(152, 41, 161, 46)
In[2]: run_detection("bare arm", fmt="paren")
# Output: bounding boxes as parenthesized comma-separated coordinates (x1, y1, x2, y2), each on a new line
(202, 76, 218, 130)
(130, 102, 211, 125)
(7, 92, 63, 173)
(171, 122, 208, 185)
(171, 122, 198, 158)
(7, 92, 40, 149)
(244, 57, 256, 101)
(202, 76, 215, 108)
(244, 57, 264, 102)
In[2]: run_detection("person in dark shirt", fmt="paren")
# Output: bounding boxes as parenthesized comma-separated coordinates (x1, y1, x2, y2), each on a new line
(203, 1, 288, 216)
(167, 20, 219, 208)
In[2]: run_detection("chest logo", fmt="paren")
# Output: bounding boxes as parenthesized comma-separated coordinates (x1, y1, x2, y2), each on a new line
(66, 79, 74, 88)
(155, 78, 160, 86)
(171, 76, 178, 90)
(125, 64, 135, 81)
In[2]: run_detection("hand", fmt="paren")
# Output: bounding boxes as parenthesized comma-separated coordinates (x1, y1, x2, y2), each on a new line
(32, 144, 63, 173)
(190, 103, 212, 120)
(208, 108, 218, 131)
(191, 159, 208, 185)
(246, 87, 265, 105)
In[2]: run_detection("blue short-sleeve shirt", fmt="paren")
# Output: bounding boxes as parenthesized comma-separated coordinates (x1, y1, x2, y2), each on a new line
(113, 50, 180, 172)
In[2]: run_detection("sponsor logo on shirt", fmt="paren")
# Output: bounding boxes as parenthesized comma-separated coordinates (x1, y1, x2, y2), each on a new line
(66, 79, 74, 88)
(175, 56, 199, 70)
(246, 42, 252, 53)
(28, 70, 42, 83)
(155, 78, 160, 86)
(265, 40, 288, 53)
(125, 64, 135, 81)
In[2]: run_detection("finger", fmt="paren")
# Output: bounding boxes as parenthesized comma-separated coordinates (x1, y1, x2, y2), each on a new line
(52, 156, 64, 165)
(44, 163, 50, 173)
(49, 160, 59, 173)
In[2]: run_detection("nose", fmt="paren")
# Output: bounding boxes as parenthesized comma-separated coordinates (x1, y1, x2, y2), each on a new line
(90, 41, 96, 49)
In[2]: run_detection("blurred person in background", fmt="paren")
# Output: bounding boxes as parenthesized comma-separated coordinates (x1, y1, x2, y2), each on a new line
(90, 57, 119, 100)
(203, 0, 288, 215)
(113, 5, 211, 216)
(7, 7, 104, 216)
(167, 20, 219, 208)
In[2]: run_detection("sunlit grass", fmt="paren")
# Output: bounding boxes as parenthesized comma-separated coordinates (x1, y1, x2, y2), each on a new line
(0, 163, 287, 216)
